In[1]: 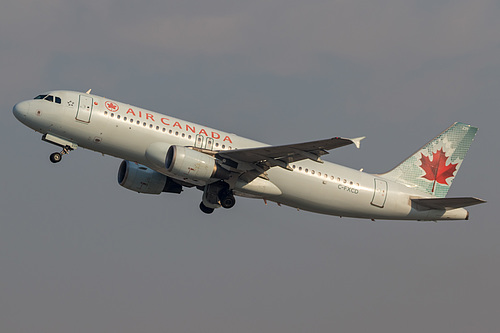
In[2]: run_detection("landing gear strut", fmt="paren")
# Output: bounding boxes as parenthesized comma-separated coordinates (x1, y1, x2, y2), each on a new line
(49, 145, 72, 164)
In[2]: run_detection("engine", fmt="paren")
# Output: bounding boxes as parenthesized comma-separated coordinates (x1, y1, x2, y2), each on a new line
(118, 160, 182, 194)
(165, 145, 231, 181)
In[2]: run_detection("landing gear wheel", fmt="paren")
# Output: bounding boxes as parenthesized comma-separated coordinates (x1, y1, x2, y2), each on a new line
(218, 188, 236, 209)
(49, 152, 62, 163)
(220, 193, 236, 209)
(199, 202, 215, 214)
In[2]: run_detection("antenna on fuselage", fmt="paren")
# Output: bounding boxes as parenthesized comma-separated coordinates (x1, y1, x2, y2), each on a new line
(85, 89, 92, 94)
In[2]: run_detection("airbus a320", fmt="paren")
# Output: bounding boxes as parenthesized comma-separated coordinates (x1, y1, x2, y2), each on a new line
(13, 90, 485, 220)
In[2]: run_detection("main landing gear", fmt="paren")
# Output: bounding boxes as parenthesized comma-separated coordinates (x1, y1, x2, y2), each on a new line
(199, 182, 236, 214)
(199, 202, 215, 214)
(49, 145, 72, 164)
(219, 188, 236, 209)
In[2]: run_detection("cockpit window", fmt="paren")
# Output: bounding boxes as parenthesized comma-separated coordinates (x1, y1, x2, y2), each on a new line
(33, 94, 61, 104)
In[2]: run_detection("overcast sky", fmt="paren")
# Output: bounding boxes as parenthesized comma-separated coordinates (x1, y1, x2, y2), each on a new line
(1, 1, 499, 332)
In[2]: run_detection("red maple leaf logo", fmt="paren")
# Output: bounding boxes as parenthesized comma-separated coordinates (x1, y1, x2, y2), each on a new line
(420, 148, 458, 193)
(105, 101, 119, 112)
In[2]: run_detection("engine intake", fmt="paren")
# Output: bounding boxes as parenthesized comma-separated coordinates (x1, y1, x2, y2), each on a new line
(118, 160, 182, 194)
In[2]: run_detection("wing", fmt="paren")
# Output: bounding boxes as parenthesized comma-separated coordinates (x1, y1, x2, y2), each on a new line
(217, 136, 365, 171)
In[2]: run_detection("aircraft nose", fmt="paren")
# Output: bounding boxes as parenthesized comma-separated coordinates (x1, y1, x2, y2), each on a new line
(13, 100, 30, 121)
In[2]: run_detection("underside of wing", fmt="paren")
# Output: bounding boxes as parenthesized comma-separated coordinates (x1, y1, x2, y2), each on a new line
(411, 197, 486, 210)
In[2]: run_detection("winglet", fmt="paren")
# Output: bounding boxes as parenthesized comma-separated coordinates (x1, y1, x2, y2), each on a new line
(350, 136, 365, 149)
(86, 89, 92, 94)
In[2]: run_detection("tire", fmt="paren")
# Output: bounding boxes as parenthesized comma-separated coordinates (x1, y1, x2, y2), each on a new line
(220, 193, 236, 209)
(199, 202, 215, 214)
(49, 152, 62, 163)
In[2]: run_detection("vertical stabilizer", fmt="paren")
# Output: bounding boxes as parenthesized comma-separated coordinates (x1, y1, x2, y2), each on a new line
(381, 122, 477, 198)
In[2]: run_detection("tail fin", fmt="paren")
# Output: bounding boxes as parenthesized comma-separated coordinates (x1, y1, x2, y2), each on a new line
(381, 122, 478, 198)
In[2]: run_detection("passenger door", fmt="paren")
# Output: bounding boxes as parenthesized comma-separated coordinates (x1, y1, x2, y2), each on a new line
(371, 179, 388, 208)
(76, 95, 93, 123)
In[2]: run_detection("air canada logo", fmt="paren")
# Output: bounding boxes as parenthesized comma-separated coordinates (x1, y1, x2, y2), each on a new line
(105, 101, 119, 112)
(420, 148, 458, 192)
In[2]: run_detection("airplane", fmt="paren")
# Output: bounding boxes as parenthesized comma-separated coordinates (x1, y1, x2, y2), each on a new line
(13, 90, 485, 220)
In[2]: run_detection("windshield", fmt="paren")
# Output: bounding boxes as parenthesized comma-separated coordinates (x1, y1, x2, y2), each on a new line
(33, 94, 61, 104)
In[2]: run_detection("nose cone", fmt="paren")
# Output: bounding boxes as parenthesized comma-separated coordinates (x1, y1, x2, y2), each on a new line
(13, 100, 31, 122)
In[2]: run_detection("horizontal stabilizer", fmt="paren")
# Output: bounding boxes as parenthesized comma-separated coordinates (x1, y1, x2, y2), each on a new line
(411, 197, 486, 210)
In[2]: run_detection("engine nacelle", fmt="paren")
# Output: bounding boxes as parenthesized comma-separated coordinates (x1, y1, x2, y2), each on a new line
(118, 160, 182, 194)
(165, 145, 231, 181)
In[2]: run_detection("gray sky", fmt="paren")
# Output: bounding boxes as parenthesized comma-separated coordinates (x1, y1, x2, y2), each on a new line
(1, 1, 499, 332)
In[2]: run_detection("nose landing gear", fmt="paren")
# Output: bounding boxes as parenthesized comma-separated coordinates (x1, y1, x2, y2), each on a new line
(42, 134, 78, 164)
(49, 152, 62, 163)
(49, 145, 72, 163)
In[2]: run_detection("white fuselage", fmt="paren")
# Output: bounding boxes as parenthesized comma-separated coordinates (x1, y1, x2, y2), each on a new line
(13, 90, 468, 220)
